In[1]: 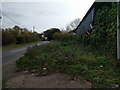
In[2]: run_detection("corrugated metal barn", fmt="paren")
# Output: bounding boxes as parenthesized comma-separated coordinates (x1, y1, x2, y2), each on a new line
(75, 2, 112, 35)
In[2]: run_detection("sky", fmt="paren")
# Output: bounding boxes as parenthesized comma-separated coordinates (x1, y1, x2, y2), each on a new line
(1, 0, 95, 33)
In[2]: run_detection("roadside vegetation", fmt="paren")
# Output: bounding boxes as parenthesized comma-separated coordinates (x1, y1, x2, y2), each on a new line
(2, 26, 41, 46)
(16, 2, 120, 88)
(16, 36, 119, 88)
(81, 3, 117, 57)
(2, 26, 62, 49)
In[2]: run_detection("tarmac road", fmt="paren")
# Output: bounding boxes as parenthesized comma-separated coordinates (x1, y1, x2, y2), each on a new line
(1, 41, 49, 63)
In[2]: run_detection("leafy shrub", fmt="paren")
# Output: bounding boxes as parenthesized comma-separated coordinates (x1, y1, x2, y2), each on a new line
(43, 28, 61, 40)
(16, 41, 119, 88)
(65, 65, 88, 75)
(2, 26, 40, 45)
(2, 30, 16, 45)
(53, 33, 76, 41)
(78, 3, 117, 57)
(16, 56, 32, 70)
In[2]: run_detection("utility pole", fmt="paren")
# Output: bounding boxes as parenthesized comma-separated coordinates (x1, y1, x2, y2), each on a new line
(0, 2, 2, 90)
(117, 0, 120, 60)
(33, 26, 35, 32)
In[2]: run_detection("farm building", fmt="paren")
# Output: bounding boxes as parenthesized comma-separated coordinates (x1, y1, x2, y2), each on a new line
(75, 2, 112, 35)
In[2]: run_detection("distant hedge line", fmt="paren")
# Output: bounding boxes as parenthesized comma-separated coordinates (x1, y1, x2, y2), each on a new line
(2, 26, 40, 45)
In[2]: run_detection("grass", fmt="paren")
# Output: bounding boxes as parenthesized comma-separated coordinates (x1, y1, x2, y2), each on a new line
(1, 41, 41, 50)
(16, 41, 120, 88)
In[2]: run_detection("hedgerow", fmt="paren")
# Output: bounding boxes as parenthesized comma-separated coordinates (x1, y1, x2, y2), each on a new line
(79, 3, 117, 56)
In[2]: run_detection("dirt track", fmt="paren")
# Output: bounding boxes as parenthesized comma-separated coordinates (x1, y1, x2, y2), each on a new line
(3, 61, 91, 88)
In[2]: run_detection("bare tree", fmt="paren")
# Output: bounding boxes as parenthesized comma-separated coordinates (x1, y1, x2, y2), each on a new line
(66, 18, 81, 31)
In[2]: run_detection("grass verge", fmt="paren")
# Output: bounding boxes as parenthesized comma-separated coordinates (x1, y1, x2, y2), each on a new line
(1, 41, 41, 50)
(16, 41, 120, 88)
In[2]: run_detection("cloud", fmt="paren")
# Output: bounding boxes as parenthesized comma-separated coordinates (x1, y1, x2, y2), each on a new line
(2, 11, 24, 18)
(2, 1, 94, 33)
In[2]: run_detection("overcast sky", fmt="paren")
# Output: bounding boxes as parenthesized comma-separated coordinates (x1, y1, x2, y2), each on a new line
(1, 0, 95, 33)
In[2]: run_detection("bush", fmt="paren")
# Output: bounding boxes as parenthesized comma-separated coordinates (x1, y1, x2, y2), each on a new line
(16, 41, 119, 88)
(78, 3, 117, 57)
(43, 28, 61, 40)
(65, 65, 88, 75)
(2, 26, 40, 45)
(2, 30, 16, 45)
(53, 33, 76, 41)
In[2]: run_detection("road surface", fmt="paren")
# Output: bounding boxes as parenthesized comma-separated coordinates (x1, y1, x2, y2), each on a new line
(1, 41, 49, 63)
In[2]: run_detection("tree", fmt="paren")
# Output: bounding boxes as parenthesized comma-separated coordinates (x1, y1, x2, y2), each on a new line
(44, 28, 61, 40)
(2, 25, 40, 45)
(66, 18, 81, 31)
(12, 25, 21, 37)
(2, 29, 16, 45)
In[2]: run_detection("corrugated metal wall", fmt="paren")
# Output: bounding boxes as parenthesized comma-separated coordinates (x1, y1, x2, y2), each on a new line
(76, 8, 94, 35)
(75, 2, 112, 35)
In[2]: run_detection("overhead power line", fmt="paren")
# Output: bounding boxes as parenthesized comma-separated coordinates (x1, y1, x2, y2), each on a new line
(2, 12, 25, 28)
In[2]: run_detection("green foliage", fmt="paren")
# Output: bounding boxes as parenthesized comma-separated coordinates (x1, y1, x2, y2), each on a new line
(16, 56, 32, 70)
(79, 3, 117, 56)
(16, 41, 119, 88)
(16, 31, 39, 44)
(53, 33, 76, 41)
(66, 65, 88, 75)
(43, 28, 61, 40)
(2, 25, 40, 45)
(15, 3, 119, 88)
(2, 29, 16, 45)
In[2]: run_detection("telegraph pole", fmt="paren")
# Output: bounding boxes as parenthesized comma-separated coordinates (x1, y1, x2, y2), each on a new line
(33, 26, 35, 32)
(117, 0, 120, 60)
(0, 2, 2, 89)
